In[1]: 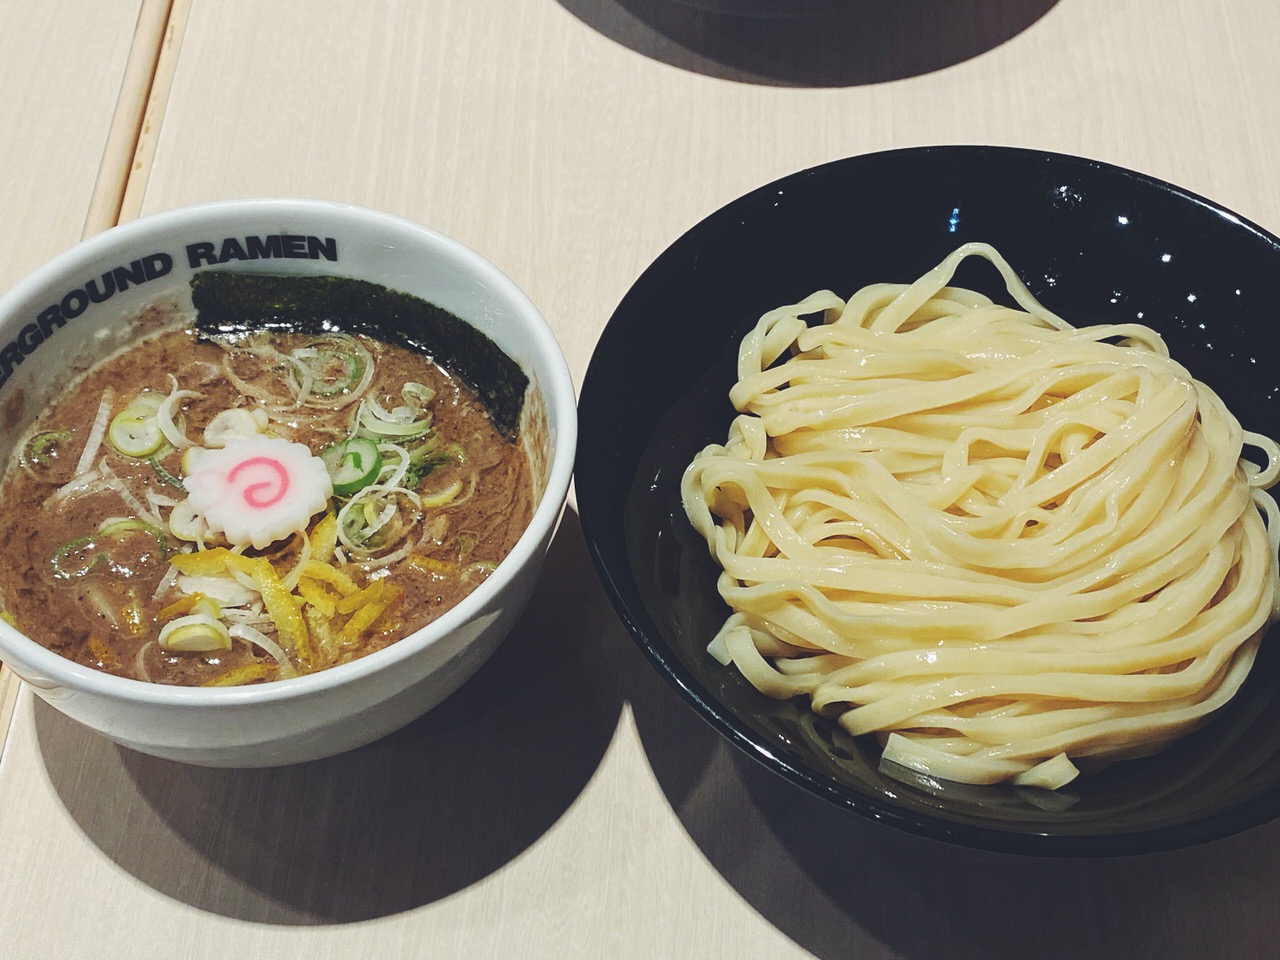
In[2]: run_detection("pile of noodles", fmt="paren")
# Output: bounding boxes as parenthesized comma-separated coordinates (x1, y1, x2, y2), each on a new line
(681, 242, 1280, 789)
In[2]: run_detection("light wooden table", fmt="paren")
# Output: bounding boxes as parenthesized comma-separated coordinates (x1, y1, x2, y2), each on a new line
(3, 2, 1280, 957)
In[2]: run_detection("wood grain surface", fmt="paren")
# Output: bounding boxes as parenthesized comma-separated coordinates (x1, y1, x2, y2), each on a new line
(0, 0, 147, 763)
(3, 2, 1280, 958)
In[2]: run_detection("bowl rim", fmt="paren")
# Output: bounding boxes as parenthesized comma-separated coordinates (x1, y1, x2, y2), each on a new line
(0, 197, 578, 706)
(576, 144, 1280, 856)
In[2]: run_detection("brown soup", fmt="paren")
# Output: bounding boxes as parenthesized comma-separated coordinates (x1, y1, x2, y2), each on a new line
(0, 308, 532, 686)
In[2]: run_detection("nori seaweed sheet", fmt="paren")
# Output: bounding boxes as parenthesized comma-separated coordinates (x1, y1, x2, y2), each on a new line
(189, 272, 528, 437)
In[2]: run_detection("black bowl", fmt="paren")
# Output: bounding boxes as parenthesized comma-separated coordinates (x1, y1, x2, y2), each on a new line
(576, 145, 1280, 856)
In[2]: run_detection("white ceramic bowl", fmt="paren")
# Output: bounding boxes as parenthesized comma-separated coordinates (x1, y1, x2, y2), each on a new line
(0, 199, 576, 767)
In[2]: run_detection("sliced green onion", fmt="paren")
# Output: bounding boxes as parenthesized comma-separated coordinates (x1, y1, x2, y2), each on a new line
(75, 389, 115, 476)
(158, 613, 231, 652)
(335, 484, 421, 558)
(98, 517, 171, 552)
(340, 495, 395, 546)
(51, 517, 172, 580)
(292, 336, 366, 396)
(167, 501, 207, 542)
(319, 437, 383, 495)
(24, 429, 73, 468)
(312, 352, 363, 396)
(357, 398, 432, 439)
(156, 379, 200, 449)
(375, 442, 412, 488)
(50, 533, 102, 580)
(405, 437, 465, 487)
(149, 457, 184, 489)
(229, 623, 296, 677)
(203, 407, 265, 447)
(401, 382, 435, 405)
(108, 391, 165, 458)
(420, 479, 462, 508)
(99, 517, 174, 563)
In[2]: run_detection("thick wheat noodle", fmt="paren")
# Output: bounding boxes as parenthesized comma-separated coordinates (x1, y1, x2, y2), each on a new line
(681, 242, 1280, 788)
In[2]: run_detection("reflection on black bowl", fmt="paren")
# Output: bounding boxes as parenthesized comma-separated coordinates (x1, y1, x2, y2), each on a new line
(576, 145, 1280, 856)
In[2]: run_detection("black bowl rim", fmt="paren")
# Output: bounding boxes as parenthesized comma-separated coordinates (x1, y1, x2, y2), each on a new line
(577, 144, 1280, 857)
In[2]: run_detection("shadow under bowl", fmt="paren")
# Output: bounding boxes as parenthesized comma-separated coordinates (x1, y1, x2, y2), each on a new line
(576, 145, 1280, 856)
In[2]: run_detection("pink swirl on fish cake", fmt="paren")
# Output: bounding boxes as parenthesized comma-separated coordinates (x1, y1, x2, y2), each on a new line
(227, 456, 291, 509)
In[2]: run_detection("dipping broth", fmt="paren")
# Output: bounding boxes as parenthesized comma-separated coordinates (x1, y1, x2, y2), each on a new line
(0, 299, 533, 686)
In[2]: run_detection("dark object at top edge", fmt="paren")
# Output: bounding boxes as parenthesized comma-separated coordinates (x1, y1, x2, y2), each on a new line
(189, 272, 528, 438)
